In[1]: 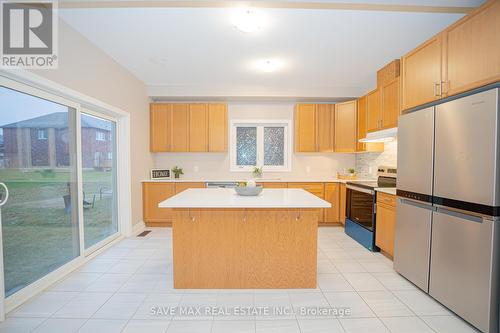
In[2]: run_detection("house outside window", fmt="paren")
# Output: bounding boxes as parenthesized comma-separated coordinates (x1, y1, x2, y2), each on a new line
(96, 131, 106, 141)
(37, 129, 48, 140)
(230, 120, 291, 172)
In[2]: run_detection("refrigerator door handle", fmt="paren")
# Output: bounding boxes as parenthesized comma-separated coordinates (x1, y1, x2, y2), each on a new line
(346, 185, 375, 195)
(398, 197, 436, 211)
(435, 205, 487, 223)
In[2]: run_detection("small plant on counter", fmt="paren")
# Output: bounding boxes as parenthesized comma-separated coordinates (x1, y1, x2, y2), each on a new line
(347, 168, 356, 175)
(252, 166, 263, 178)
(172, 166, 184, 179)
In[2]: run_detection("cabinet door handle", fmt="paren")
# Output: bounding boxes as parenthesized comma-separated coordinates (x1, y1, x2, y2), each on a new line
(441, 81, 448, 95)
(434, 82, 442, 97)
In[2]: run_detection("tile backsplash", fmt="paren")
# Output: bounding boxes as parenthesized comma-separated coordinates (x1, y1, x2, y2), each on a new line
(355, 139, 397, 179)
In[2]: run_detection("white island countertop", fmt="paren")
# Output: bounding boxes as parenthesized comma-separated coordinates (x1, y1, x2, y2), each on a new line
(159, 188, 331, 209)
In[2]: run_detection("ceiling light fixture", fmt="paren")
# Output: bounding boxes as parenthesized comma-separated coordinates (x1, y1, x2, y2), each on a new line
(232, 8, 263, 33)
(254, 59, 284, 73)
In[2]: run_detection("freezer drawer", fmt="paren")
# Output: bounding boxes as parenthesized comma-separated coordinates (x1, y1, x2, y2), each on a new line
(434, 88, 500, 208)
(429, 209, 499, 333)
(396, 106, 434, 197)
(394, 198, 433, 292)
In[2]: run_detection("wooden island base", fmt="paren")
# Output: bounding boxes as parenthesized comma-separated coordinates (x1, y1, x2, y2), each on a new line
(172, 208, 319, 289)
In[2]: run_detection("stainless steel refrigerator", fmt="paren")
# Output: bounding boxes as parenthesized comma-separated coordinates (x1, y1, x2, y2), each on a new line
(394, 87, 500, 333)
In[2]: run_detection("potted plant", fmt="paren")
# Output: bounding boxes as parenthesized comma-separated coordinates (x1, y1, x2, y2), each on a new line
(172, 166, 184, 179)
(252, 166, 263, 178)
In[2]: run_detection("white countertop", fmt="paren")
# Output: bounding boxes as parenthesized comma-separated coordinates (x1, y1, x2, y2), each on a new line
(159, 188, 332, 209)
(376, 188, 397, 195)
(143, 178, 374, 184)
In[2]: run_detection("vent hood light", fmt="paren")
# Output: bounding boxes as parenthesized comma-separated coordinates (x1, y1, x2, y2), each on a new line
(359, 127, 397, 143)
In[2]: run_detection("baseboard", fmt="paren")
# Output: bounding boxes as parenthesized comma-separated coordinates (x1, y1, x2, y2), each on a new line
(132, 221, 146, 235)
(145, 221, 172, 227)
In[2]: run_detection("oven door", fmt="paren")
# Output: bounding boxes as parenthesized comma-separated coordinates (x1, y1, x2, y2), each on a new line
(346, 185, 375, 230)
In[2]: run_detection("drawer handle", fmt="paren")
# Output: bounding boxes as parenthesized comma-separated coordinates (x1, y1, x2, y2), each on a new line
(295, 212, 301, 222)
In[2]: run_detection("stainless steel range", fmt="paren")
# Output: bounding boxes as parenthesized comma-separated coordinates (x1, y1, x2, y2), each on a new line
(344, 166, 397, 251)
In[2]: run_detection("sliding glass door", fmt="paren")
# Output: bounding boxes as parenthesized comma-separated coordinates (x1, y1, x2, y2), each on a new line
(81, 113, 118, 249)
(0, 82, 121, 298)
(0, 86, 80, 297)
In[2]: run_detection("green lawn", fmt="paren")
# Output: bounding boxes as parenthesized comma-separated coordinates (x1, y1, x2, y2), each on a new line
(0, 169, 117, 296)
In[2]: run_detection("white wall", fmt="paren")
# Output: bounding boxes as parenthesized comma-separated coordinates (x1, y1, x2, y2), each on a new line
(154, 101, 356, 180)
(30, 19, 153, 227)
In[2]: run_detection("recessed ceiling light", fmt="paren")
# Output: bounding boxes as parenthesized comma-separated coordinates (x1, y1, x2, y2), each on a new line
(254, 59, 284, 73)
(231, 8, 264, 33)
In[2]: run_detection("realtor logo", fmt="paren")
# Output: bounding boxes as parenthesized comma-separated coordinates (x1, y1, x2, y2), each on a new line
(1, 0, 58, 68)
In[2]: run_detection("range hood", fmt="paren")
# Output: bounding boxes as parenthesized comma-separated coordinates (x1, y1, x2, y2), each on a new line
(359, 127, 397, 143)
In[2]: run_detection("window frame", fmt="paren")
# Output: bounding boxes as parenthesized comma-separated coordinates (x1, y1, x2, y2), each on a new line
(0, 72, 132, 315)
(37, 129, 48, 140)
(230, 119, 292, 172)
(95, 131, 106, 141)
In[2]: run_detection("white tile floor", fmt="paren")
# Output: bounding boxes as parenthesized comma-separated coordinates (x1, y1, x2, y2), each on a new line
(1, 227, 480, 333)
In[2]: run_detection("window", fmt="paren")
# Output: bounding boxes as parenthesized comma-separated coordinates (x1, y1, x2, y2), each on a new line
(96, 131, 106, 141)
(230, 120, 291, 172)
(37, 129, 48, 140)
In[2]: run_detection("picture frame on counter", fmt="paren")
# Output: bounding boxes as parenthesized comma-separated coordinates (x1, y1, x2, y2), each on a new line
(151, 169, 171, 180)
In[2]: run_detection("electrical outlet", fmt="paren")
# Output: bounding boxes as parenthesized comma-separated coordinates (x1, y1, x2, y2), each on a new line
(194, 166, 199, 173)
(306, 166, 311, 173)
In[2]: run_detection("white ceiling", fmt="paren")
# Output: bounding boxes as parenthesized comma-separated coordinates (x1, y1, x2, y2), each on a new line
(59, 1, 484, 100)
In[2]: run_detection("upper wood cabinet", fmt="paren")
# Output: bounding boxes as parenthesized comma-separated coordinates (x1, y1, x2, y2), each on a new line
(401, 35, 442, 110)
(366, 89, 381, 133)
(334, 100, 357, 153)
(443, 0, 500, 96)
(316, 104, 335, 152)
(294, 104, 317, 152)
(208, 104, 228, 152)
(150, 104, 171, 152)
(356, 96, 384, 153)
(401, 0, 500, 110)
(377, 59, 400, 87)
(295, 103, 336, 153)
(366, 77, 401, 132)
(170, 103, 190, 152)
(150, 103, 227, 152)
(380, 77, 401, 129)
(189, 104, 208, 152)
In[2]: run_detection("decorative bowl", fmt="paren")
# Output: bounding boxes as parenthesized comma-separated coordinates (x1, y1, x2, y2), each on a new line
(234, 185, 263, 196)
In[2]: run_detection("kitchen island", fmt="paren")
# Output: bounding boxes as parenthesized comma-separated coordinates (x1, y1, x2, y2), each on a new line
(159, 188, 330, 289)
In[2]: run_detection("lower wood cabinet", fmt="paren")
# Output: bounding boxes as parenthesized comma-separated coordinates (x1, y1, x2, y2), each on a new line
(175, 182, 206, 194)
(143, 181, 351, 226)
(142, 182, 175, 226)
(258, 182, 288, 188)
(324, 183, 340, 223)
(339, 183, 346, 225)
(287, 182, 325, 222)
(143, 182, 206, 226)
(375, 192, 396, 257)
